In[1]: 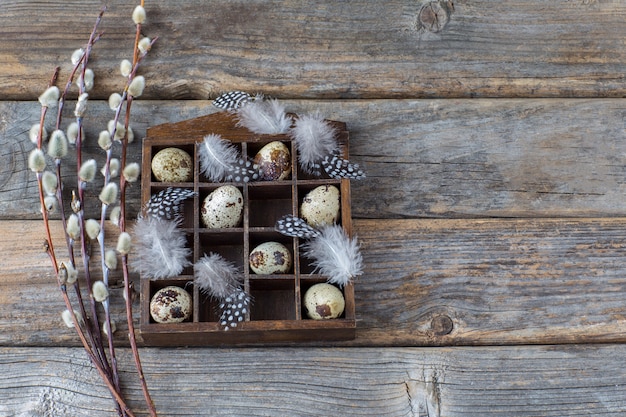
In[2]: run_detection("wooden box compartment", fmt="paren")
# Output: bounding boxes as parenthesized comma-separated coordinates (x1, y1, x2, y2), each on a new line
(139, 112, 356, 346)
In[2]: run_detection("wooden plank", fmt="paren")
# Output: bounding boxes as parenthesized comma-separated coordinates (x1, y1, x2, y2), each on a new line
(3, 218, 626, 347)
(2, 344, 626, 416)
(2, 1, 626, 100)
(4, 99, 626, 220)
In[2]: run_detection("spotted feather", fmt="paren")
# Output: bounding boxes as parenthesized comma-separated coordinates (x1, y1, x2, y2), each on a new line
(275, 215, 320, 239)
(145, 187, 196, 221)
(218, 287, 251, 330)
(322, 154, 365, 180)
(213, 91, 251, 111)
(223, 157, 263, 183)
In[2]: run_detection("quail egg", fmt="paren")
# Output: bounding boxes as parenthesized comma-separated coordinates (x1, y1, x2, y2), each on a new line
(303, 283, 345, 320)
(249, 241, 292, 274)
(201, 185, 244, 229)
(254, 141, 291, 181)
(300, 185, 340, 227)
(150, 286, 192, 323)
(151, 147, 193, 182)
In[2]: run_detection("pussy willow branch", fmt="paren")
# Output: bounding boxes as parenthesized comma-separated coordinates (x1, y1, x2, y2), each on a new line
(56, 7, 104, 131)
(98, 152, 121, 394)
(51, 50, 99, 365)
(98, 18, 159, 417)
(36, 67, 59, 269)
(110, 28, 159, 417)
(121, 97, 156, 417)
(72, 14, 124, 396)
(36, 107, 132, 417)
(99, 9, 158, 414)
(59, 44, 115, 393)
(51, 13, 113, 378)
(39, 9, 135, 416)
(42, 69, 114, 388)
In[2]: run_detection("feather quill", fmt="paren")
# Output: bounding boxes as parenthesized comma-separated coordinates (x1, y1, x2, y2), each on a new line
(198, 134, 262, 182)
(289, 113, 340, 175)
(301, 224, 363, 287)
(194, 252, 242, 300)
(132, 216, 191, 279)
(236, 95, 291, 134)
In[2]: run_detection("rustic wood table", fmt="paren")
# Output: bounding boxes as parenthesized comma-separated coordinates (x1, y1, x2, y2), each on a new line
(2, 1, 626, 415)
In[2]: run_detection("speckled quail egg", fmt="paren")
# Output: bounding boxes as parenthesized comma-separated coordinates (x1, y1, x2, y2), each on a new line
(150, 286, 192, 323)
(201, 185, 244, 229)
(254, 141, 291, 181)
(300, 185, 340, 227)
(249, 241, 292, 274)
(303, 283, 345, 320)
(151, 147, 193, 182)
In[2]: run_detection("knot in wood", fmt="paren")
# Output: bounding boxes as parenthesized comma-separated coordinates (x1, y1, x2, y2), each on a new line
(430, 314, 453, 336)
(418, 1, 454, 33)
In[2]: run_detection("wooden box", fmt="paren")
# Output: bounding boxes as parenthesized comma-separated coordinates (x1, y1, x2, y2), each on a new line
(139, 112, 356, 346)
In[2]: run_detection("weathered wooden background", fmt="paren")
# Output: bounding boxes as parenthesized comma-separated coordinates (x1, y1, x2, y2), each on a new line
(2, 0, 626, 415)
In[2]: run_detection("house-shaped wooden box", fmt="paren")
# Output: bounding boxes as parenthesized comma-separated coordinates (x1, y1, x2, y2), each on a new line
(139, 111, 356, 345)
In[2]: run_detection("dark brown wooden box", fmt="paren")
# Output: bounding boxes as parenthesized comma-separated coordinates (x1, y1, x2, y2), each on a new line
(139, 111, 356, 346)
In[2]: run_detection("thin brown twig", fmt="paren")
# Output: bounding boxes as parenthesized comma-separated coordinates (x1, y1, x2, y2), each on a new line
(56, 32, 102, 131)
(114, 19, 159, 414)
(122, 254, 156, 416)
(40, 69, 115, 387)
(70, 7, 118, 391)
(52, 10, 113, 381)
(35, 116, 133, 417)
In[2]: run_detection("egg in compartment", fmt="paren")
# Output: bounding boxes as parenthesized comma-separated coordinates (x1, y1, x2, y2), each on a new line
(150, 286, 193, 324)
(151, 147, 193, 182)
(300, 184, 341, 228)
(201, 185, 244, 229)
(303, 283, 345, 320)
(249, 241, 292, 274)
(253, 141, 291, 181)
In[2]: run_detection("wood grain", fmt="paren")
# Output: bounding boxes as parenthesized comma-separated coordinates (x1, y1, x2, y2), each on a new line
(2, 1, 626, 100)
(4, 1, 626, 415)
(2, 344, 625, 416)
(4, 99, 626, 220)
(3, 218, 626, 347)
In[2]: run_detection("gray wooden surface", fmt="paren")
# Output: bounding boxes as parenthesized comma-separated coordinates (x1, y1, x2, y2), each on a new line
(2, 0, 626, 415)
(2, 345, 626, 416)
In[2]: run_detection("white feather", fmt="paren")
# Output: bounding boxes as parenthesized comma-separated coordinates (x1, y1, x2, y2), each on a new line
(236, 96, 291, 134)
(290, 112, 340, 173)
(302, 225, 364, 287)
(194, 253, 241, 300)
(198, 134, 239, 181)
(132, 216, 191, 279)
